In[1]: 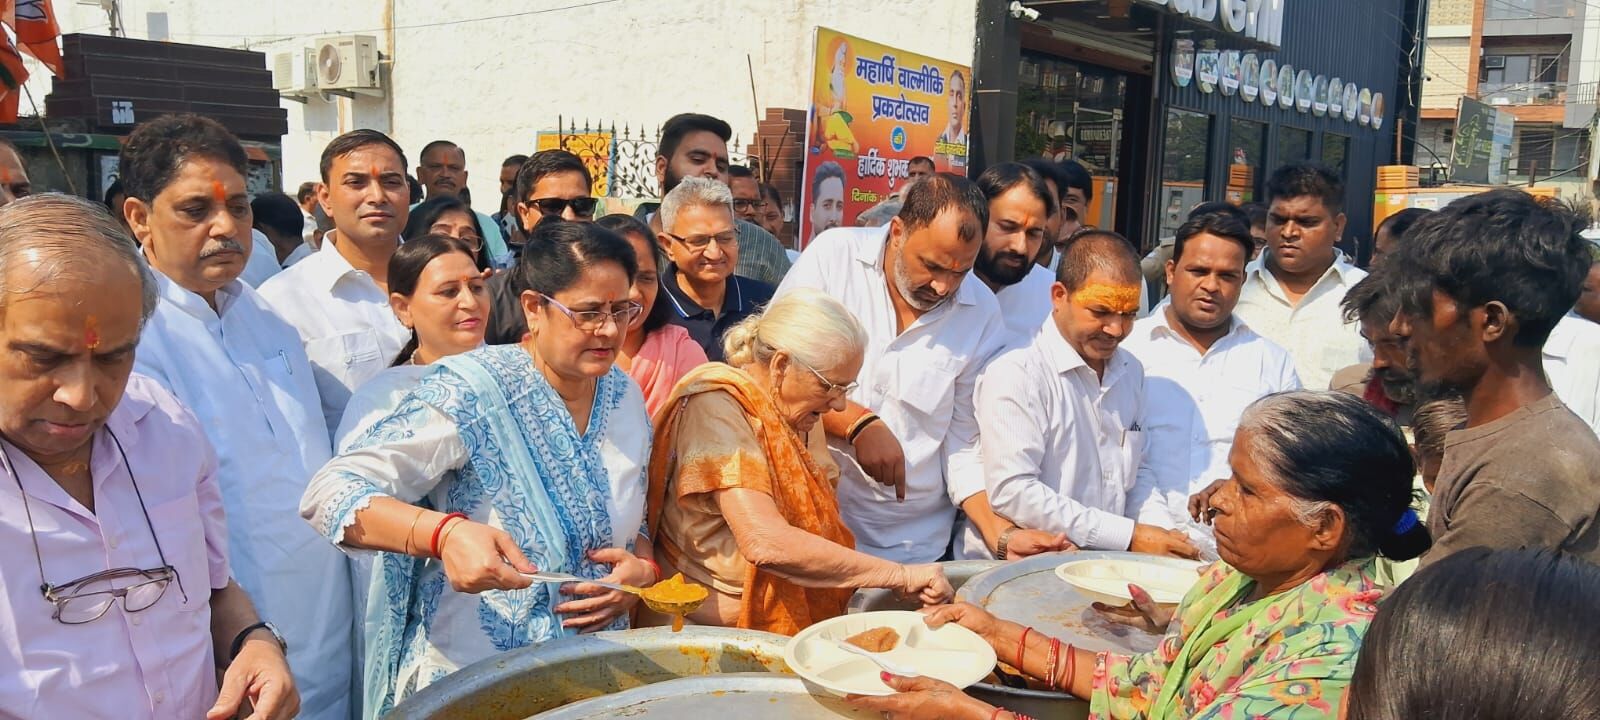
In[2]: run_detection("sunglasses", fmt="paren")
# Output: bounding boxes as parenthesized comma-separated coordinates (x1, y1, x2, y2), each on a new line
(524, 196, 599, 219)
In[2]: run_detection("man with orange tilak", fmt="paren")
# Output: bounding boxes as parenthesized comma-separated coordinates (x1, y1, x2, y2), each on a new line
(972, 231, 1199, 558)
(118, 114, 352, 720)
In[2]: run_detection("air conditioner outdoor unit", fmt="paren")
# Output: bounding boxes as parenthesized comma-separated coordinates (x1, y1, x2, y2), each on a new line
(312, 35, 381, 93)
(271, 49, 320, 101)
(271, 52, 296, 92)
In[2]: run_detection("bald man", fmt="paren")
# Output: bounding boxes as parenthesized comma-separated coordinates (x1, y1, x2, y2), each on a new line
(0, 194, 297, 719)
(971, 231, 1198, 559)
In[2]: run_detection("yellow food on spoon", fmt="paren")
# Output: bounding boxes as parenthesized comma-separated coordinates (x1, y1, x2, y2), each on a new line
(640, 572, 709, 632)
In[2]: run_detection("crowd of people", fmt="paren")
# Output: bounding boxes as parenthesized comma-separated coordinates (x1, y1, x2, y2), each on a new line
(1, 104, 1597, 720)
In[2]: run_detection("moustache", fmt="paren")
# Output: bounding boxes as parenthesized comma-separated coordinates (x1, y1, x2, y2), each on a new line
(200, 238, 245, 259)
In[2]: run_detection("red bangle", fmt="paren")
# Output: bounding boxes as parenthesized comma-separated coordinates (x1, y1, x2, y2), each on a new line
(1063, 642, 1077, 692)
(1046, 637, 1061, 690)
(642, 557, 661, 583)
(430, 512, 467, 558)
(1016, 626, 1032, 673)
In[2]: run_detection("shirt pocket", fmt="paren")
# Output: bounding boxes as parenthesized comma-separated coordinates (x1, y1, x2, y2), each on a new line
(308, 330, 388, 386)
(893, 358, 961, 441)
(1118, 429, 1146, 491)
(146, 492, 213, 613)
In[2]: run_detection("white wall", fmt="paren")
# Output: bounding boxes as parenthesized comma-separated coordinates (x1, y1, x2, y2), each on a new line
(32, 0, 978, 204)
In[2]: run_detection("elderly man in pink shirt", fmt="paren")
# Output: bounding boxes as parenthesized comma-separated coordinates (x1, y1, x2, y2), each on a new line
(0, 195, 297, 719)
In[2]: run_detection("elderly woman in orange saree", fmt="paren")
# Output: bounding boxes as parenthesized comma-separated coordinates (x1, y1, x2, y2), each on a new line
(643, 289, 952, 634)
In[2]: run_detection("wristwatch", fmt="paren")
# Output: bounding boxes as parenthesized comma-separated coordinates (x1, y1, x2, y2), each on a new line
(230, 621, 288, 661)
(995, 526, 1021, 560)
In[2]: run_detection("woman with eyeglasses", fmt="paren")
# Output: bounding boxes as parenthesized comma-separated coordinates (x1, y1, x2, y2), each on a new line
(402, 196, 489, 270)
(597, 213, 709, 416)
(641, 289, 953, 635)
(301, 220, 653, 717)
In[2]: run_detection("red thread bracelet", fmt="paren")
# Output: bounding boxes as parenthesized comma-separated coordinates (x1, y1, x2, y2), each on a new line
(1016, 626, 1032, 673)
(430, 512, 467, 557)
(642, 557, 661, 583)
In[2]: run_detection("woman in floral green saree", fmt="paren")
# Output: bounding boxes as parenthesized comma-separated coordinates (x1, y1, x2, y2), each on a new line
(849, 391, 1433, 720)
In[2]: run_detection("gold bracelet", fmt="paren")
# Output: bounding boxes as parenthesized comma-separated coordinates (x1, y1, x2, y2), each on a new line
(403, 507, 428, 556)
(436, 516, 465, 557)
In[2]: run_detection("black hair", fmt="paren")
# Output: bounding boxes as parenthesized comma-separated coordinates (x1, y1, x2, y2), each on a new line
(1055, 229, 1141, 291)
(1340, 265, 1401, 327)
(1242, 201, 1268, 228)
(1173, 207, 1254, 263)
(387, 233, 478, 366)
(658, 113, 732, 164)
(1375, 207, 1433, 244)
(118, 113, 248, 203)
(1241, 391, 1430, 562)
(1265, 162, 1345, 215)
(296, 181, 318, 204)
(1391, 189, 1590, 347)
(419, 140, 462, 163)
(318, 129, 408, 184)
(1020, 158, 1066, 193)
(760, 183, 783, 208)
(512, 219, 638, 301)
(596, 213, 667, 335)
(503, 154, 529, 169)
(812, 160, 845, 197)
(1058, 160, 1094, 203)
(250, 191, 305, 239)
(103, 178, 125, 209)
(1349, 548, 1600, 720)
(407, 175, 423, 204)
(908, 156, 935, 170)
(896, 172, 987, 243)
(976, 162, 1055, 218)
(513, 149, 592, 207)
(727, 165, 755, 179)
(403, 195, 489, 270)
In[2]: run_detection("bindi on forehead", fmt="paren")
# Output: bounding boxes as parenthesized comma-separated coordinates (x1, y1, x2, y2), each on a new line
(83, 315, 101, 350)
(1071, 283, 1141, 314)
(211, 180, 227, 203)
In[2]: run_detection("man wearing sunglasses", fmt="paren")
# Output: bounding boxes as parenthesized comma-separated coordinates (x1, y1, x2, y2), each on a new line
(0, 195, 297, 719)
(484, 149, 599, 345)
(653, 176, 775, 362)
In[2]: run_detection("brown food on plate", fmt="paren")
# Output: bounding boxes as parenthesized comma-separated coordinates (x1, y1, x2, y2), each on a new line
(844, 626, 900, 652)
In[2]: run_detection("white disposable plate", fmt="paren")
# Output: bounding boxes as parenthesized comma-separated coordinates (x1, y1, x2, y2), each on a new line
(1054, 557, 1205, 606)
(785, 610, 997, 697)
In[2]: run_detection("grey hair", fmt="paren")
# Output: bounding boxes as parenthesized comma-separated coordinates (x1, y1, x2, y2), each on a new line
(721, 288, 867, 374)
(660, 175, 734, 233)
(0, 193, 158, 326)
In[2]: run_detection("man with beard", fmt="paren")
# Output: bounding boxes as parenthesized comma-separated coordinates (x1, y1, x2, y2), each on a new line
(976, 231, 1198, 558)
(1331, 269, 1418, 423)
(1122, 207, 1299, 559)
(414, 140, 509, 267)
(260, 130, 412, 435)
(118, 114, 351, 719)
(1388, 189, 1600, 565)
(777, 174, 1070, 563)
(1234, 163, 1369, 391)
(636, 113, 791, 286)
(973, 163, 1057, 343)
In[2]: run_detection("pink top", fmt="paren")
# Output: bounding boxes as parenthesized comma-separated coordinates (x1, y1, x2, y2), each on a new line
(0, 375, 231, 720)
(627, 325, 710, 417)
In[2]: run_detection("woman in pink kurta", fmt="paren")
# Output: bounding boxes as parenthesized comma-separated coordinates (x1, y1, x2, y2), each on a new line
(602, 214, 709, 416)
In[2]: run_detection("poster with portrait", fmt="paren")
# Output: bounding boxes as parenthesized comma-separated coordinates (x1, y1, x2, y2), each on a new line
(1172, 39, 1195, 88)
(801, 27, 971, 248)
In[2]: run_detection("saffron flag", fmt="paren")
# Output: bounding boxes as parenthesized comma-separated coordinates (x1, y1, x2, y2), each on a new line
(3, 0, 62, 77)
(0, 33, 27, 123)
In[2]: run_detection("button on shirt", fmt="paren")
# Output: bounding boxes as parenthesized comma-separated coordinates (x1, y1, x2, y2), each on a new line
(776, 225, 1009, 563)
(1122, 305, 1302, 558)
(1544, 312, 1600, 437)
(658, 265, 775, 363)
(1233, 251, 1369, 391)
(975, 315, 1145, 554)
(135, 274, 352, 720)
(993, 264, 1055, 346)
(0, 376, 231, 720)
(259, 239, 410, 438)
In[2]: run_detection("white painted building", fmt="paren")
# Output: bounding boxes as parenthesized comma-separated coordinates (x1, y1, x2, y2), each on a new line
(30, 0, 976, 204)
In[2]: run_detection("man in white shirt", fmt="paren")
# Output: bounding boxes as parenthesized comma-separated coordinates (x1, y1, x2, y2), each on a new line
(1234, 163, 1369, 390)
(1122, 206, 1301, 558)
(973, 162, 1057, 343)
(260, 130, 412, 436)
(1543, 311, 1600, 437)
(977, 231, 1198, 558)
(776, 174, 1067, 563)
(117, 115, 349, 719)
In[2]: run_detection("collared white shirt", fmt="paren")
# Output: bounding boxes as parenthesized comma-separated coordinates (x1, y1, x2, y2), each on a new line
(0, 376, 231, 720)
(972, 315, 1144, 555)
(1122, 305, 1302, 558)
(776, 225, 1009, 563)
(993, 264, 1055, 346)
(239, 228, 282, 288)
(259, 238, 410, 438)
(1233, 250, 1370, 391)
(1544, 312, 1600, 437)
(135, 273, 352, 720)
(282, 242, 315, 268)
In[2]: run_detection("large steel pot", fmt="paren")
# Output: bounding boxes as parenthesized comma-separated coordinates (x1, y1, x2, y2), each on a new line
(533, 672, 874, 719)
(847, 559, 1002, 613)
(385, 626, 792, 719)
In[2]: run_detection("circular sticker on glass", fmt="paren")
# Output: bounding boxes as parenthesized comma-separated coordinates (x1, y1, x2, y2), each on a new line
(1172, 39, 1195, 88)
(1240, 53, 1260, 102)
(1295, 70, 1314, 112)
(1260, 58, 1279, 106)
(1197, 50, 1220, 93)
(1220, 51, 1241, 96)
(1277, 63, 1296, 109)
(1343, 84, 1360, 121)
(1371, 92, 1386, 129)
(1312, 75, 1329, 116)
(1358, 88, 1373, 125)
(1328, 78, 1344, 115)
